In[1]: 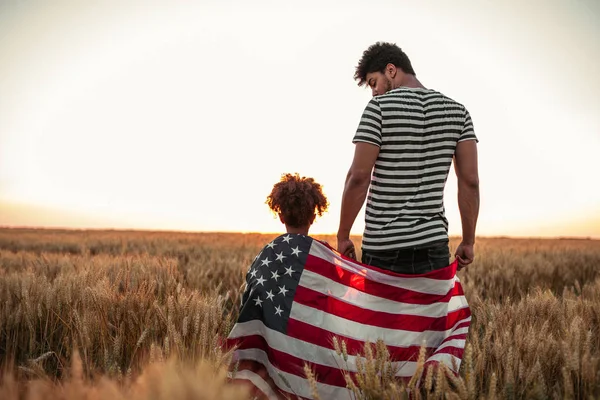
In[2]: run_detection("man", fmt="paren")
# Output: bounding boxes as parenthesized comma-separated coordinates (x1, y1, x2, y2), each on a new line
(337, 42, 480, 273)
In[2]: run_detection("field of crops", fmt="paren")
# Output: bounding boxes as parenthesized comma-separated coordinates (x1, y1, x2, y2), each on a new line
(0, 227, 599, 399)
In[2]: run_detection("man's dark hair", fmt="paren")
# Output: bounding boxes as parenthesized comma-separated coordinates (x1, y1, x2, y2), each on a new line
(354, 42, 416, 87)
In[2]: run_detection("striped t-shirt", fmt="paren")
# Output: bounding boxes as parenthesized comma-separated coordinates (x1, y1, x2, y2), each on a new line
(353, 87, 478, 251)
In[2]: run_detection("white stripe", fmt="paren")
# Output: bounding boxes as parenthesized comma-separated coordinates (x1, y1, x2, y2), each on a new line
(366, 204, 445, 214)
(373, 173, 448, 184)
(380, 148, 455, 157)
(368, 196, 444, 206)
(298, 269, 470, 317)
(309, 240, 456, 295)
(364, 218, 441, 231)
(369, 181, 446, 195)
(379, 110, 427, 119)
(426, 353, 463, 372)
(362, 234, 451, 251)
(362, 230, 449, 243)
(361, 109, 381, 120)
(354, 132, 380, 142)
(364, 215, 446, 227)
(381, 103, 464, 111)
(363, 224, 447, 239)
(290, 303, 471, 348)
(373, 165, 450, 177)
(447, 325, 470, 337)
(228, 370, 280, 400)
(382, 142, 457, 151)
(362, 213, 441, 225)
(379, 102, 463, 113)
(376, 126, 457, 136)
(422, 109, 464, 118)
(367, 199, 444, 213)
(233, 348, 351, 399)
(357, 123, 381, 134)
(370, 180, 446, 191)
(384, 116, 463, 126)
(375, 158, 452, 168)
(435, 338, 467, 352)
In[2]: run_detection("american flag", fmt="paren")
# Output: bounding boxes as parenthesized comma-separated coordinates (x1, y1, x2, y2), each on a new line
(225, 233, 471, 399)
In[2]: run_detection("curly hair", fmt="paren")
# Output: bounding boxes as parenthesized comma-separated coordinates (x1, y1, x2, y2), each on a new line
(354, 41, 416, 87)
(266, 173, 329, 228)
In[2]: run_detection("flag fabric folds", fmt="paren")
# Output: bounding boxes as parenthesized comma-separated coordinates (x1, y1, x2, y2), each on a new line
(225, 233, 471, 399)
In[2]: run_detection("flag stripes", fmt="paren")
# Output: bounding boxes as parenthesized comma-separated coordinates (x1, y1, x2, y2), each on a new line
(226, 234, 471, 399)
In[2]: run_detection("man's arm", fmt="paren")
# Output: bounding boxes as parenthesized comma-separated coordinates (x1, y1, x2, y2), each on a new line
(453, 139, 480, 267)
(337, 142, 380, 257)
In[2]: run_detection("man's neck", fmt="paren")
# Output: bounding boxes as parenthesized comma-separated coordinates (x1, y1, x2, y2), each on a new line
(397, 74, 425, 89)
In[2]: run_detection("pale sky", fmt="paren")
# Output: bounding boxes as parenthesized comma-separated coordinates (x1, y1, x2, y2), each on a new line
(1, 0, 599, 238)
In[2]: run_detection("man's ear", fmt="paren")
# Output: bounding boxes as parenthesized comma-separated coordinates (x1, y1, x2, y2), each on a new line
(386, 63, 397, 78)
(279, 213, 285, 224)
(309, 214, 316, 225)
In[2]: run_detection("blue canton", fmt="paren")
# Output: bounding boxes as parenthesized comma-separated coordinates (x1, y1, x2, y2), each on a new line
(238, 233, 313, 333)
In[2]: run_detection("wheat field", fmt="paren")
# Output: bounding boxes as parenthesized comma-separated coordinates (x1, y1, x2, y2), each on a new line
(0, 227, 599, 399)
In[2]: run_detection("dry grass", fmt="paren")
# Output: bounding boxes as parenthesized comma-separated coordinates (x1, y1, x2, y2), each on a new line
(0, 227, 599, 399)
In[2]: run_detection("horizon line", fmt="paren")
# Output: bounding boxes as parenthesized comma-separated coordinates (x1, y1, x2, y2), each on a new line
(1, 225, 598, 241)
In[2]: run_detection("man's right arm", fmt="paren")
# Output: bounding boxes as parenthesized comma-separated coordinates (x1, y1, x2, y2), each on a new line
(453, 139, 479, 267)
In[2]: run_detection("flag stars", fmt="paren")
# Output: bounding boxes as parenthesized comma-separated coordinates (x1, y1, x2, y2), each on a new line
(261, 257, 273, 267)
(275, 252, 286, 262)
(249, 268, 258, 278)
(291, 246, 302, 257)
(284, 265, 295, 277)
(278, 285, 289, 296)
(266, 290, 275, 301)
(253, 296, 263, 307)
(271, 270, 281, 282)
(256, 275, 266, 286)
(266, 241, 276, 250)
(274, 305, 283, 316)
(282, 235, 292, 244)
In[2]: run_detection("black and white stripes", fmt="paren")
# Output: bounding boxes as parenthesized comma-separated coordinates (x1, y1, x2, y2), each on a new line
(353, 87, 478, 251)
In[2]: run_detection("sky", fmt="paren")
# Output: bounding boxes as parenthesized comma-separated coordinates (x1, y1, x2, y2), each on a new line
(1, 0, 599, 238)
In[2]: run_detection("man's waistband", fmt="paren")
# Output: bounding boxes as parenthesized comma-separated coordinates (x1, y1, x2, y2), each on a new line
(362, 239, 449, 258)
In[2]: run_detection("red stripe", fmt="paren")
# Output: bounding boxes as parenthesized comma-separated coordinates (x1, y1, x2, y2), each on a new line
(439, 333, 468, 343)
(287, 318, 442, 363)
(227, 335, 352, 388)
(453, 321, 471, 331)
(293, 285, 471, 332)
(315, 240, 459, 280)
(303, 255, 465, 305)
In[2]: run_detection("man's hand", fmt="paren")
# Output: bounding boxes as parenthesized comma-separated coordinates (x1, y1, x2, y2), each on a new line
(454, 242, 474, 271)
(337, 238, 357, 260)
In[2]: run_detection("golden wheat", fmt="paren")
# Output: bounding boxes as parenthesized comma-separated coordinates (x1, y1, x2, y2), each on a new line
(0, 228, 599, 399)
